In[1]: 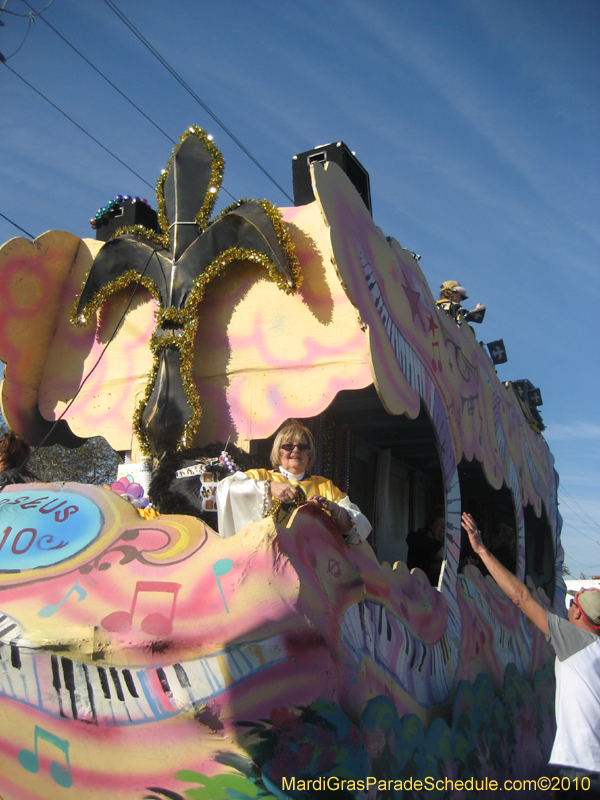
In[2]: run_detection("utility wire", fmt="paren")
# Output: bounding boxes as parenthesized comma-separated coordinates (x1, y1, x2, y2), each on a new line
(0, 0, 53, 16)
(20, 0, 174, 144)
(3, 62, 155, 190)
(560, 517, 600, 545)
(562, 505, 599, 542)
(559, 505, 600, 541)
(1, 14, 32, 59)
(0, 211, 33, 238)
(563, 551, 600, 570)
(102, 0, 295, 204)
(559, 486, 600, 531)
(16, 0, 238, 204)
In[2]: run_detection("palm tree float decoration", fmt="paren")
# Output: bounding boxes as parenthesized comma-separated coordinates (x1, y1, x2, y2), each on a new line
(72, 126, 301, 456)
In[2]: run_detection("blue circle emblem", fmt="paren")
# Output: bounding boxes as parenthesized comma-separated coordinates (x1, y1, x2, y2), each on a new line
(0, 491, 103, 571)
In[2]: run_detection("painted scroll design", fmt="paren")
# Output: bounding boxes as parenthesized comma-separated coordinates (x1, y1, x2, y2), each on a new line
(78, 524, 207, 575)
(354, 237, 462, 649)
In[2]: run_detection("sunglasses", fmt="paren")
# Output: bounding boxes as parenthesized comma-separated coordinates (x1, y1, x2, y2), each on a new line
(280, 443, 310, 452)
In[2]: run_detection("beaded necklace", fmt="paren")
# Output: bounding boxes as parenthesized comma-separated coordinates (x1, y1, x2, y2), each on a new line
(262, 470, 308, 525)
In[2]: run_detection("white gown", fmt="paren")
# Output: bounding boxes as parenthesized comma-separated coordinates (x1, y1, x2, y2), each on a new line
(216, 467, 371, 544)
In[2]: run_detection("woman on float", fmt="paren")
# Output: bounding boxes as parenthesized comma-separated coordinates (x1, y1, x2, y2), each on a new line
(216, 421, 371, 544)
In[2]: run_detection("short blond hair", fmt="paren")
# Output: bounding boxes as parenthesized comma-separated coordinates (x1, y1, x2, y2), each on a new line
(270, 422, 315, 471)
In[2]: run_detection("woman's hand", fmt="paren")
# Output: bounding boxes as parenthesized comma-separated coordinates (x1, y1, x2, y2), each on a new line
(270, 482, 300, 502)
(308, 495, 353, 533)
(308, 494, 336, 514)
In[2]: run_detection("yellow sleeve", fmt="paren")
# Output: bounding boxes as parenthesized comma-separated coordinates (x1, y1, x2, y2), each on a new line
(310, 476, 347, 503)
(244, 468, 272, 481)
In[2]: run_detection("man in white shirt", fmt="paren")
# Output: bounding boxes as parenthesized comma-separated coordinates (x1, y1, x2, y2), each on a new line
(462, 513, 600, 796)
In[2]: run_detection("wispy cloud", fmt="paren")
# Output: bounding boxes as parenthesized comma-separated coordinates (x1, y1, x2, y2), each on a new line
(560, 493, 600, 575)
(342, 0, 600, 253)
(545, 422, 600, 441)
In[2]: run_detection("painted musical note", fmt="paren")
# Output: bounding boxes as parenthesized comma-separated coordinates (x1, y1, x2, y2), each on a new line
(18, 725, 73, 788)
(38, 580, 87, 618)
(212, 558, 233, 613)
(431, 341, 443, 372)
(101, 581, 181, 636)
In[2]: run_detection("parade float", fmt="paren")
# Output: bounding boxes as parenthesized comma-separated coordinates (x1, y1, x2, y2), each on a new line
(0, 127, 563, 799)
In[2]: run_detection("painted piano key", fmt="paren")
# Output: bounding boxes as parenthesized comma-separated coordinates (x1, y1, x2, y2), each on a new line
(0, 635, 290, 726)
(343, 600, 460, 707)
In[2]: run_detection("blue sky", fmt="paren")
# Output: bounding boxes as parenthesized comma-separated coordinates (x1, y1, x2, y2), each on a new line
(1, 0, 598, 576)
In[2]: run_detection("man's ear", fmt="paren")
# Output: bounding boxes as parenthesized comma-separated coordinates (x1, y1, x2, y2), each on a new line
(571, 604, 588, 628)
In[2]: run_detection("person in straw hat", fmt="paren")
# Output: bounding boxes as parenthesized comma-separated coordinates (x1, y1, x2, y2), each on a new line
(436, 280, 485, 325)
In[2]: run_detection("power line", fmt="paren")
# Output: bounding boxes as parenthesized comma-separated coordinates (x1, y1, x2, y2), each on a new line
(20, 0, 175, 145)
(101, 0, 295, 204)
(560, 518, 600, 545)
(560, 486, 600, 528)
(559, 496, 600, 544)
(563, 550, 600, 570)
(559, 511, 600, 544)
(0, 0, 53, 16)
(559, 507, 600, 542)
(559, 486, 600, 531)
(1, 14, 32, 60)
(3, 62, 155, 190)
(16, 0, 238, 204)
(0, 211, 33, 238)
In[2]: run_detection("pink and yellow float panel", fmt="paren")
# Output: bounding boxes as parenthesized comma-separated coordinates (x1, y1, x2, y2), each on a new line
(0, 132, 562, 798)
(0, 484, 556, 799)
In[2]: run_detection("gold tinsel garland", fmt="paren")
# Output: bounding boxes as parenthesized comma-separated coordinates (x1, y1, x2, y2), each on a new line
(136, 246, 295, 453)
(131, 315, 201, 455)
(157, 306, 185, 325)
(110, 224, 169, 250)
(256, 199, 302, 292)
(156, 126, 225, 241)
(74, 239, 301, 455)
(72, 125, 301, 454)
(215, 198, 302, 292)
(132, 356, 159, 455)
(151, 319, 200, 450)
(70, 270, 163, 327)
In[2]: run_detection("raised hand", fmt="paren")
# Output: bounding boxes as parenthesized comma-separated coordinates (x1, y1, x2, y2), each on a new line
(461, 513, 485, 553)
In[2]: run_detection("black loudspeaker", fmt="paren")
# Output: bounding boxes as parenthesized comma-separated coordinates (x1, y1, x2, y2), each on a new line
(508, 379, 545, 430)
(510, 379, 543, 405)
(292, 142, 372, 214)
(93, 197, 159, 242)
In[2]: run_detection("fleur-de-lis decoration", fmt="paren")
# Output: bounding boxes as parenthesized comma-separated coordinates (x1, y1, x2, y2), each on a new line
(73, 126, 300, 456)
